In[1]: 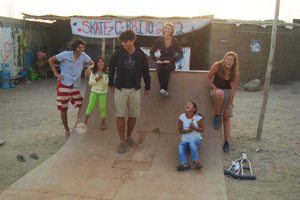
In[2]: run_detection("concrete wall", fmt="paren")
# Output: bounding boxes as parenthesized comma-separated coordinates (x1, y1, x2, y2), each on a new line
(208, 23, 300, 84)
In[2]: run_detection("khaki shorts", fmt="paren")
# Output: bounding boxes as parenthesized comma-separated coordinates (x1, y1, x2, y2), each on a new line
(115, 88, 140, 118)
(210, 89, 233, 117)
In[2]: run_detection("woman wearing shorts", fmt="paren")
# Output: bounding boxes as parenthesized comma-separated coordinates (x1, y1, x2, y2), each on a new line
(206, 51, 240, 152)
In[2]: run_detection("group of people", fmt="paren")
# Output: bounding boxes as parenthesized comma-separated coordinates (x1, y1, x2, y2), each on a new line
(48, 22, 239, 171)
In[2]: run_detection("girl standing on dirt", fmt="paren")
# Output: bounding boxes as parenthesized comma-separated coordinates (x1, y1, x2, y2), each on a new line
(206, 51, 240, 152)
(177, 101, 204, 171)
(84, 56, 108, 130)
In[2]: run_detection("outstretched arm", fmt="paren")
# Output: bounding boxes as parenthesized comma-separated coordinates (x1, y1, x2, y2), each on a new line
(108, 51, 118, 92)
(170, 39, 183, 63)
(142, 54, 151, 93)
(227, 73, 240, 109)
(49, 56, 64, 80)
(85, 59, 94, 78)
(206, 63, 219, 90)
(150, 39, 160, 62)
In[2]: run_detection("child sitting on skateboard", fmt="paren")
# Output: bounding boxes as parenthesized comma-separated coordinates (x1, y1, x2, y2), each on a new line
(177, 101, 204, 171)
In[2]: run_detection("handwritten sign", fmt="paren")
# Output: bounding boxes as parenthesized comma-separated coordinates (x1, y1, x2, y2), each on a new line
(70, 18, 212, 38)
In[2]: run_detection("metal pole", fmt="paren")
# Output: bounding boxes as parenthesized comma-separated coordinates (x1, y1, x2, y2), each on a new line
(256, 0, 280, 140)
(113, 38, 115, 52)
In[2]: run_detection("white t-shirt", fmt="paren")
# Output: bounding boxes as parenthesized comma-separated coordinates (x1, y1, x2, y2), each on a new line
(179, 113, 203, 142)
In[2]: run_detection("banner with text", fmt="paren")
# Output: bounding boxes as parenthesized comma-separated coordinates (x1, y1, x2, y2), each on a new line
(70, 18, 212, 38)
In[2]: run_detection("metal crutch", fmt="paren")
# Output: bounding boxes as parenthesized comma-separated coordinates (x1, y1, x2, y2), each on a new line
(239, 151, 256, 180)
(224, 157, 242, 179)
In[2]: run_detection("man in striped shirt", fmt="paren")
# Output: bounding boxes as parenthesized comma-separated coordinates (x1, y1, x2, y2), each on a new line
(49, 38, 94, 136)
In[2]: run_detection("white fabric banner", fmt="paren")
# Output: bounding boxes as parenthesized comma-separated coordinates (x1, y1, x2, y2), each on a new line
(70, 18, 212, 38)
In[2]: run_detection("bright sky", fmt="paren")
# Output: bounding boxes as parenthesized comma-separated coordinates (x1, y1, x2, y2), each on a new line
(0, 0, 299, 23)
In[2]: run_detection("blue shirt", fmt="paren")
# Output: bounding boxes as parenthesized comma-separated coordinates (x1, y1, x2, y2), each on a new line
(56, 51, 91, 88)
(123, 51, 136, 89)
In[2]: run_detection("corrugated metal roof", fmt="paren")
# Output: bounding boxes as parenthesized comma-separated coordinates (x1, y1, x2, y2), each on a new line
(21, 13, 214, 20)
(21, 13, 299, 28)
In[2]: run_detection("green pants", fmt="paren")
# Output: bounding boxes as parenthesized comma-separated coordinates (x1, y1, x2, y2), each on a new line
(86, 92, 106, 117)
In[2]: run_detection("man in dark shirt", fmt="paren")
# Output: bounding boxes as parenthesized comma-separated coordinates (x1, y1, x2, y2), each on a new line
(109, 30, 151, 154)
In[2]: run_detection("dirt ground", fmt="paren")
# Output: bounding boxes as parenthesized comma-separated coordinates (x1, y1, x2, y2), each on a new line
(0, 78, 299, 200)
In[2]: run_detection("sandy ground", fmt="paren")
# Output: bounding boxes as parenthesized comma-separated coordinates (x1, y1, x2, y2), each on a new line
(0, 78, 299, 199)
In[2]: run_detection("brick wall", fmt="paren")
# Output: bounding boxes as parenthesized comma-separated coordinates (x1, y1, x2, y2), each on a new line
(208, 23, 300, 84)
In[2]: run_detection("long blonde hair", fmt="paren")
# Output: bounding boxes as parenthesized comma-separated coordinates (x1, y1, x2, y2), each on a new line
(216, 51, 239, 81)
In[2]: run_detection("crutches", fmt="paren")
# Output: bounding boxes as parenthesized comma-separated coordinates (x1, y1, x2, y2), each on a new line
(239, 151, 256, 180)
(224, 157, 242, 179)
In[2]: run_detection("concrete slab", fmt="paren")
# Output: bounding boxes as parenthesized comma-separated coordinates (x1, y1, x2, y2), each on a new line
(0, 71, 227, 200)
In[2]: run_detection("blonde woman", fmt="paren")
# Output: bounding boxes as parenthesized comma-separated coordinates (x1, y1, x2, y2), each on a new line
(150, 22, 183, 96)
(206, 52, 240, 152)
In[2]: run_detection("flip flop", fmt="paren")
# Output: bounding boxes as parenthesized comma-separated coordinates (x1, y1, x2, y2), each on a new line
(117, 144, 126, 154)
(30, 153, 39, 160)
(17, 155, 25, 162)
(126, 139, 137, 147)
(0, 139, 6, 146)
(65, 131, 71, 136)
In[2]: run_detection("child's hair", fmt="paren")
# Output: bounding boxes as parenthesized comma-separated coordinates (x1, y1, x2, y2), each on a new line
(190, 101, 204, 119)
(92, 56, 107, 74)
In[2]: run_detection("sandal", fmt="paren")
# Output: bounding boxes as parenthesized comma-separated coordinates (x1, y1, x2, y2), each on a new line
(65, 131, 71, 136)
(30, 153, 39, 160)
(17, 155, 25, 162)
(117, 144, 126, 154)
(193, 161, 203, 169)
(126, 139, 137, 147)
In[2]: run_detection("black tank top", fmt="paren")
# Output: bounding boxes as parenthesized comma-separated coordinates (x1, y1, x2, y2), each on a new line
(213, 72, 231, 89)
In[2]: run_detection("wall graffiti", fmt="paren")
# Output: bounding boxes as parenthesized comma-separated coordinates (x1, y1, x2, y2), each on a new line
(11, 27, 19, 65)
(0, 42, 13, 65)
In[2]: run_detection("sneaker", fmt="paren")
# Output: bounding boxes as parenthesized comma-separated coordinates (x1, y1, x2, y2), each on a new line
(159, 89, 165, 96)
(164, 91, 169, 96)
(223, 142, 230, 152)
(177, 162, 191, 171)
(213, 115, 220, 129)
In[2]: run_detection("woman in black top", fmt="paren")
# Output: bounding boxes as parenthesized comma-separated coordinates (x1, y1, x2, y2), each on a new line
(150, 22, 183, 96)
(206, 52, 240, 152)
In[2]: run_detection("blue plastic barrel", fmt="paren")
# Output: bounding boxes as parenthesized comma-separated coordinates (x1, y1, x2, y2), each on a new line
(0, 70, 11, 89)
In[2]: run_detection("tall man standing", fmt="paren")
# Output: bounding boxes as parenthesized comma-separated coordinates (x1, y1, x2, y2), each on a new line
(49, 38, 94, 136)
(109, 30, 151, 154)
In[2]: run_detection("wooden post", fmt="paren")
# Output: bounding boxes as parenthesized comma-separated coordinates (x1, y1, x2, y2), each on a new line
(23, 16, 26, 71)
(102, 38, 106, 58)
(113, 38, 115, 52)
(256, 0, 280, 140)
